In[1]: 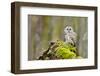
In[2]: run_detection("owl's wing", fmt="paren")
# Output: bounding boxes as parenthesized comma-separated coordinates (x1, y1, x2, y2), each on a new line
(71, 32, 77, 40)
(69, 32, 77, 46)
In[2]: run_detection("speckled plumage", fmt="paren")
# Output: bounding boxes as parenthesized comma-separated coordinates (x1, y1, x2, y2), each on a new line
(64, 26, 77, 45)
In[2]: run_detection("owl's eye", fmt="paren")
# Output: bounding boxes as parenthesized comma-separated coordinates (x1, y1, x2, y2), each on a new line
(69, 28, 71, 30)
(67, 28, 69, 30)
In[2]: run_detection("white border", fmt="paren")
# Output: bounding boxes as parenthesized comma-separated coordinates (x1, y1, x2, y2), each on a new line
(20, 7, 95, 70)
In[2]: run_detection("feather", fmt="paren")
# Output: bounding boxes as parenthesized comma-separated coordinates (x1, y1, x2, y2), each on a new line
(64, 26, 77, 45)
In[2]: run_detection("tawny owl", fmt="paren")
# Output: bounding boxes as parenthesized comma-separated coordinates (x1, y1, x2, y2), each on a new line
(64, 26, 77, 45)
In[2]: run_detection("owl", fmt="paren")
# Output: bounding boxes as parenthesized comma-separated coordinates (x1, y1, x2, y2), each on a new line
(64, 26, 77, 45)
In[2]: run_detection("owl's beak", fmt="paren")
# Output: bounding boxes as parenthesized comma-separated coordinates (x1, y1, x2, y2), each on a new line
(68, 30, 70, 33)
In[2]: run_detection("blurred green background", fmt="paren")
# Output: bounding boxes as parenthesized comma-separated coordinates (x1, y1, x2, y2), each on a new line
(28, 15, 88, 60)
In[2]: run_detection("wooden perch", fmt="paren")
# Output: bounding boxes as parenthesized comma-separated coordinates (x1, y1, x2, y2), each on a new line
(38, 42, 55, 60)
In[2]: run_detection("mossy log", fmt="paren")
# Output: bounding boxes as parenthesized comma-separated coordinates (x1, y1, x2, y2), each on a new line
(38, 41, 81, 60)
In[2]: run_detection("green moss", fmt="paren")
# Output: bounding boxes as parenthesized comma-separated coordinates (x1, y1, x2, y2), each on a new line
(38, 40, 82, 60)
(55, 47, 76, 59)
(53, 40, 77, 59)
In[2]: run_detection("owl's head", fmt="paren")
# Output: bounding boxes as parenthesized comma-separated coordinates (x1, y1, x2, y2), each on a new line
(64, 25, 73, 34)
